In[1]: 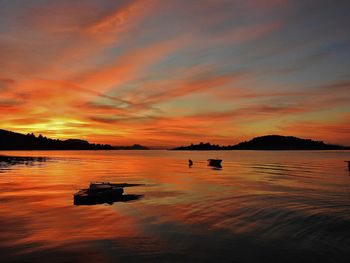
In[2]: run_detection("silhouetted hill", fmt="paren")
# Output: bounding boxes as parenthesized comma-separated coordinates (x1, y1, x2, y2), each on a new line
(171, 135, 348, 150)
(172, 142, 222, 151)
(0, 129, 113, 150)
(231, 135, 346, 150)
(113, 144, 149, 150)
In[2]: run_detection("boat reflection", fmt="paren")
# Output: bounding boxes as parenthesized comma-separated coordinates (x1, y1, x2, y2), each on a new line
(0, 155, 46, 170)
(73, 194, 144, 206)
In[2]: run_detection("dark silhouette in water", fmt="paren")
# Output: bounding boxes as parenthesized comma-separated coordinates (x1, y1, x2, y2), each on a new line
(172, 135, 349, 150)
(188, 159, 193, 167)
(210, 166, 222, 170)
(0, 155, 46, 170)
(346, 161, 350, 171)
(207, 159, 222, 168)
(73, 194, 143, 206)
(73, 182, 144, 206)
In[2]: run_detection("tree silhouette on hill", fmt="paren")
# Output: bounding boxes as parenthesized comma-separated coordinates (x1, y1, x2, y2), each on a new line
(171, 135, 347, 150)
(0, 129, 113, 150)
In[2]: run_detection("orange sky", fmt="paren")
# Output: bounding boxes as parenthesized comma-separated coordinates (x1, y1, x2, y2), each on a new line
(0, 0, 349, 147)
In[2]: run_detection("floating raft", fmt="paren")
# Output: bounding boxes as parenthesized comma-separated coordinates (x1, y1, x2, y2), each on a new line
(73, 182, 143, 205)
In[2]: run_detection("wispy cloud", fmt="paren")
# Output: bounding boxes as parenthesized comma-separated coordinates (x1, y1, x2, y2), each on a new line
(0, 0, 349, 146)
(278, 116, 350, 145)
(86, 0, 146, 34)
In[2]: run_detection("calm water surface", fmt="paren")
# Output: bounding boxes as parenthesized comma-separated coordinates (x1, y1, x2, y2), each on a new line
(1, 150, 350, 262)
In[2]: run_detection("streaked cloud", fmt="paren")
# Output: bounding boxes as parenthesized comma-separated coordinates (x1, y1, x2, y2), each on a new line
(0, 0, 349, 146)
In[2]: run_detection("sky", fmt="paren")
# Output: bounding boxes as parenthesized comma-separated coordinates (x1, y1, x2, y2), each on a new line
(0, 0, 349, 147)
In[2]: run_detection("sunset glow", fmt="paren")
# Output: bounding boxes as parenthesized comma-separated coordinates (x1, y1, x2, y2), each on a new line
(1, 0, 349, 147)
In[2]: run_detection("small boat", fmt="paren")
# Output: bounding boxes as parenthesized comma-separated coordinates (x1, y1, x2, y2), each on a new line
(74, 182, 124, 204)
(73, 182, 145, 205)
(207, 159, 222, 167)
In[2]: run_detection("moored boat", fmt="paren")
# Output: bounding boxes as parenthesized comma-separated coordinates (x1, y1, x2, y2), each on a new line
(207, 159, 222, 167)
(73, 182, 146, 205)
(73, 182, 124, 204)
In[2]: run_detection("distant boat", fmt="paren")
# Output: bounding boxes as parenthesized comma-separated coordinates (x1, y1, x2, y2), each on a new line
(207, 159, 222, 167)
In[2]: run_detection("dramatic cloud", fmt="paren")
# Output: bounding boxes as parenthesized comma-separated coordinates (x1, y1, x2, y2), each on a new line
(0, 0, 349, 146)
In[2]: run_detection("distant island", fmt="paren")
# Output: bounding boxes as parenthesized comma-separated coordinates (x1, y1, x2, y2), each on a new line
(171, 135, 349, 150)
(0, 129, 148, 150)
(1, 129, 347, 151)
(113, 144, 149, 150)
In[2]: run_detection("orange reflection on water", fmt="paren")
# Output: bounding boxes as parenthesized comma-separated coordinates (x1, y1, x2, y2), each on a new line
(0, 183, 140, 253)
(1, 150, 350, 262)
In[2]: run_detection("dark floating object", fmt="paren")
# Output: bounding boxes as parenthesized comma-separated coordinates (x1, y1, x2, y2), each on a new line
(345, 161, 350, 171)
(74, 194, 143, 206)
(188, 159, 193, 167)
(207, 159, 222, 168)
(73, 182, 143, 206)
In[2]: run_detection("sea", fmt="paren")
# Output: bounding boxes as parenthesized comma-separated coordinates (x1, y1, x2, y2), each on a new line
(1, 150, 350, 262)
